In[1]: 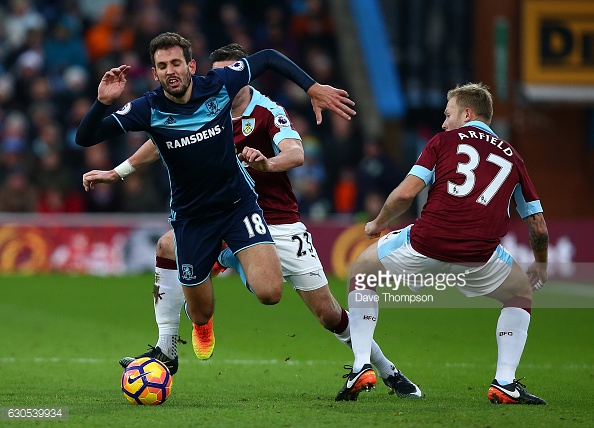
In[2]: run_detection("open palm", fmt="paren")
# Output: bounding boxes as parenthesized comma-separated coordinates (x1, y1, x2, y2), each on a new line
(98, 65, 131, 105)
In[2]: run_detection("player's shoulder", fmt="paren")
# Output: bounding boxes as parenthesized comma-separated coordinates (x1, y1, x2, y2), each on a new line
(209, 60, 248, 80)
(113, 93, 152, 118)
(424, 130, 452, 148)
(251, 89, 291, 126)
(251, 88, 285, 112)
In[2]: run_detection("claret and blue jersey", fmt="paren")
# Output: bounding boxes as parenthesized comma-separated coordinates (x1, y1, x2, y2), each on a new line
(408, 121, 543, 264)
(111, 60, 255, 220)
(232, 87, 301, 225)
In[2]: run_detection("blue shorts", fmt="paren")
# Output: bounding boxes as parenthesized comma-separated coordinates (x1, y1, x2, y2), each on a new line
(170, 200, 274, 286)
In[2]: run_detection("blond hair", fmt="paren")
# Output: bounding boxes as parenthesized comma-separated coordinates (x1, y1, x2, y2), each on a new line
(447, 82, 493, 124)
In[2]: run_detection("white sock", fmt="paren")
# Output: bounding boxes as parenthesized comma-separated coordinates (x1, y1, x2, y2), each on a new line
(370, 342, 397, 379)
(153, 266, 185, 359)
(334, 311, 396, 379)
(347, 289, 378, 372)
(495, 307, 530, 385)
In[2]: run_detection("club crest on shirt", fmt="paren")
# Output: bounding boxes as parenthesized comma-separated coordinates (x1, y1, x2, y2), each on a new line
(115, 102, 131, 115)
(205, 97, 220, 117)
(274, 114, 290, 128)
(242, 118, 255, 136)
(181, 264, 196, 281)
(228, 60, 244, 71)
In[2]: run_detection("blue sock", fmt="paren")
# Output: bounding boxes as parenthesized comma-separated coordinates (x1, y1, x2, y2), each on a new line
(219, 247, 253, 293)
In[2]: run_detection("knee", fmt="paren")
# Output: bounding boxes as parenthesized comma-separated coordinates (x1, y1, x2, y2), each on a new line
(503, 295, 533, 312)
(350, 258, 366, 278)
(256, 286, 282, 305)
(156, 233, 175, 259)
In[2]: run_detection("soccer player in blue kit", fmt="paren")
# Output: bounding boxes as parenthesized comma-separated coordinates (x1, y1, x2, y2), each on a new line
(75, 32, 356, 331)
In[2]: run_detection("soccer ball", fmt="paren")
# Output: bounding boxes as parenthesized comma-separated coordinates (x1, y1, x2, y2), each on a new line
(121, 357, 172, 405)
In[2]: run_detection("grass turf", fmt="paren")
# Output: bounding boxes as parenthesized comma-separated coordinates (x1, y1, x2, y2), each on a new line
(1, 273, 593, 427)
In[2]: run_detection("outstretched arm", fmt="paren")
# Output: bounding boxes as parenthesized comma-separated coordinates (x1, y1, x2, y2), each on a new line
(365, 175, 426, 239)
(83, 140, 160, 191)
(246, 50, 355, 124)
(523, 212, 549, 290)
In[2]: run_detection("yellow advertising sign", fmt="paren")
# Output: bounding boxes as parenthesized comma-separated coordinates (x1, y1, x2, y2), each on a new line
(522, 0, 594, 85)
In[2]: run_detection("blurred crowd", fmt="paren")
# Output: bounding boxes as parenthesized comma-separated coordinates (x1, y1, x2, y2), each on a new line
(0, 0, 409, 219)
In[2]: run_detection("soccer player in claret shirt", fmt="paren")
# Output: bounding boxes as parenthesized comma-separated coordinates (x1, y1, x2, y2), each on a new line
(75, 32, 356, 364)
(337, 83, 549, 404)
(83, 43, 422, 401)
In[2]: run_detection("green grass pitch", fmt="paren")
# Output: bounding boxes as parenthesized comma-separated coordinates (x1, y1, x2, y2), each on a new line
(1, 273, 593, 427)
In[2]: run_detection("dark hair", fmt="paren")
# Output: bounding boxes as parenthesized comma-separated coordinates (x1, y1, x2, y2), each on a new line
(149, 32, 193, 67)
(447, 82, 493, 124)
(209, 43, 248, 65)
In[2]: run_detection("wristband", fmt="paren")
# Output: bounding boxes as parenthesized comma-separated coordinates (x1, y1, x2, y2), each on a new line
(114, 159, 136, 180)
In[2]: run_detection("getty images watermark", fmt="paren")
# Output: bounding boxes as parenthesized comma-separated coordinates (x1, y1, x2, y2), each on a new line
(349, 263, 594, 308)
(351, 270, 470, 307)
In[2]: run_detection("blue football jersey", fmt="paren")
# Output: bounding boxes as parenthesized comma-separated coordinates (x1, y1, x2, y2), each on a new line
(110, 60, 256, 219)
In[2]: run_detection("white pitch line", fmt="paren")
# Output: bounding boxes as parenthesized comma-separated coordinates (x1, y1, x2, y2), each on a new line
(1, 357, 593, 371)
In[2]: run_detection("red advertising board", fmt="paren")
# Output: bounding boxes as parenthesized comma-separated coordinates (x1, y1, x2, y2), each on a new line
(0, 214, 592, 279)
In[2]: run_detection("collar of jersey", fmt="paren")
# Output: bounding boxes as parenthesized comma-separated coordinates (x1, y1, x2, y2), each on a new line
(241, 86, 262, 116)
(463, 120, 498, 137)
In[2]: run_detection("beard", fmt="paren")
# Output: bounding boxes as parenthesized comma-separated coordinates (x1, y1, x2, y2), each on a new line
(160, 73, 192, 99)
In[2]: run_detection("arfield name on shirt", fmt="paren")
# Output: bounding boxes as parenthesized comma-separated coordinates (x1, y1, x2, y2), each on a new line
(458, 130, 513, 156)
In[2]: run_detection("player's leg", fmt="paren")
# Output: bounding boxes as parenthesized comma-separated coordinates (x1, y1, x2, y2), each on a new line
(331, 309, 421, 399)
(235, 243, 282, 305)
(297, 284, 404, 384)
(287, 264, 409, 393)
(267, 223, 341, 327)
(331, 241, 385, 401)
(331, 242, 383, 401)
(190, 243, 228, 361)
(119, 230, 185, 374)
(295, 285, 419, 398)
(296, 284, 380, 400)
(296, 286, 342, 329)
(454, 247, 546, 404)
(152, 230, 185, 361)
(169, 216, 220, 326)
(192, 222, 281, 358)
(224, 201, 283, 305)
(218, 245, 251, 291)
(487, 259, 545, 404)
(487, 259, 533, 387)
(182, 277, 215, 325)
(273, 222, 419, 399)
(340, 225, 425, 401)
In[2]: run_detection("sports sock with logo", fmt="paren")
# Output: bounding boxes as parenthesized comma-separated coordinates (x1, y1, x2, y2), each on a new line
(154, 256, 185, 359)
(494, 306, 531, 385)
(347, 284, 379, 372)
(334, 309, 397, 379)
